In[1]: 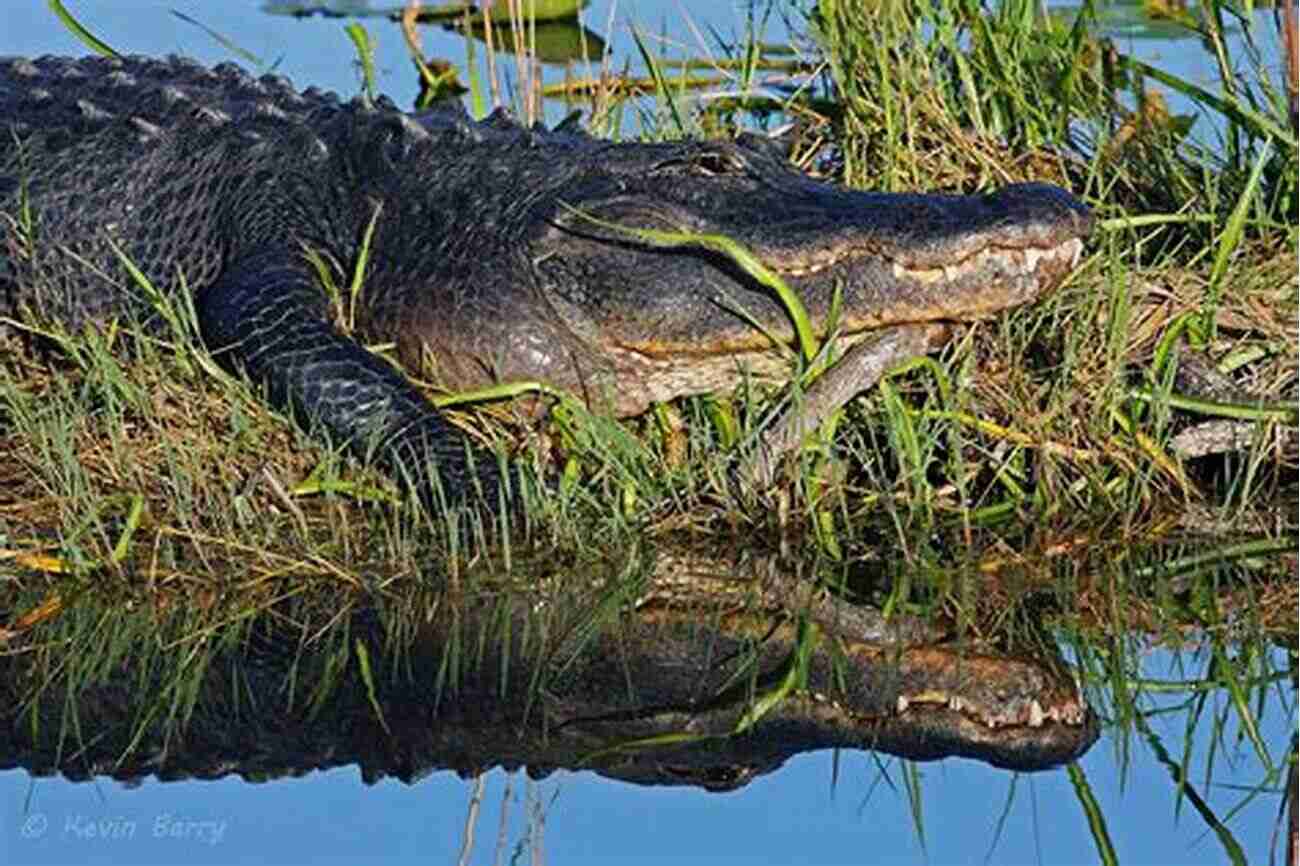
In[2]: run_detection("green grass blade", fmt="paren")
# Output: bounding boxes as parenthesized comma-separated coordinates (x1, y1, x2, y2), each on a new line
(1204, 143, 1273, 337)
(47, 0, 119, 57)
(629, 26, 685, 137)
(348, 202, 384, 330)
(557, 203, 818, 363)
(903, 760, 927, 856)
(733, 618, 819, 734)
(109, 494, 145, 565)
(432, 381, 561, 408)
(170, 11, 263, 66)
(1068, 762, 1119, 866)
(1127, 538, 1294, 580)
(345, 23, 379, 102)
(1127, 388, 1298, 424)
(1117, 55, 1296, 147)
(354, 639, 391, 735)
(1135, 714, 1250, 865)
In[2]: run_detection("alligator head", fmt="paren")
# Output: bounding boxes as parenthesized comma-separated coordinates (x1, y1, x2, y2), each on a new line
(387, 126, 1092, 418)
(537, 547, 1097, 787)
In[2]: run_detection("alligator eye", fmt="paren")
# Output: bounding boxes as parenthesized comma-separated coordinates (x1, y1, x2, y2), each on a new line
(650, 149, 747, 177)
(690, 150, 746, 176)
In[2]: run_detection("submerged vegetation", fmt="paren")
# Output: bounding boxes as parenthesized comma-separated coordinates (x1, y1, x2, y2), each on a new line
(0, 0, 1295, 859)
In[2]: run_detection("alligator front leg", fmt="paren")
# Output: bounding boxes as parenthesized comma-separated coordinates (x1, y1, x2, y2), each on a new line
(746, 323, 951, 487)
(197, 252, 505, 512)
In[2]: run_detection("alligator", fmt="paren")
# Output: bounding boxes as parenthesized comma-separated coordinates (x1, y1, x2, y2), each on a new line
(0, 545, 1098, 789)
(0, 54, 1092, 508)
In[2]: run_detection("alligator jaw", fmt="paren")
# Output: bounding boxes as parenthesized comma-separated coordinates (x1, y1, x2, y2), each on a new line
(522, 178, 1092, 418)
(884, 236, 1086, 288)
(558, 614, 1100, 778)
(576, 231, 1084, 419)
(894, 690, 1087, 729)
(611, 232, 1088, 357)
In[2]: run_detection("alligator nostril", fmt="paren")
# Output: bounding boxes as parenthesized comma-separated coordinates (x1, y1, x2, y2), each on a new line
(991, 182, 1094, 233)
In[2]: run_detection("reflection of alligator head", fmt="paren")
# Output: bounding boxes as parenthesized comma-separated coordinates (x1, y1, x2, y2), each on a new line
(0, 546, 1097, 791)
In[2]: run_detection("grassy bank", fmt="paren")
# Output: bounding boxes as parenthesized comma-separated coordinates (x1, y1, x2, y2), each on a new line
(4, 0, 1293, 610)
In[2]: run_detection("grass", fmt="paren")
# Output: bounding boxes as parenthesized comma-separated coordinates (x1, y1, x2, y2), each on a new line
(1, 0, 1296, 857)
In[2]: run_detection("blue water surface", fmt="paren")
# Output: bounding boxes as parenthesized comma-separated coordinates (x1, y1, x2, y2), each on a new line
(2, 646, 1292, 865)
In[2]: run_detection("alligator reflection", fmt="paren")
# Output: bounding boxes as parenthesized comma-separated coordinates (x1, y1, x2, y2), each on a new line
(0, 545, 1098, 792)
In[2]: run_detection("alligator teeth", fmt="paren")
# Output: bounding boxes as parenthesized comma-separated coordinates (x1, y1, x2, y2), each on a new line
(1052, 700, 1086, 726)
(889, 237, 1084, 286)
(892, 261, 946, 284)
(896, 695, 910, 713)
(1028, 700, 1045, 727)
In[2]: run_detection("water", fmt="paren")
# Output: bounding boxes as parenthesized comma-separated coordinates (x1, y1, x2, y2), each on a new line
(2, 647, 1291, 864)
(7, 1, 1283, 133)
(4, 2, 785, 118)
(1, 3, 1293, 864)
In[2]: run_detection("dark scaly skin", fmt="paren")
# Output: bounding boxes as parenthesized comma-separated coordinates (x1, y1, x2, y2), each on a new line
(0, 55, 1093, 507)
